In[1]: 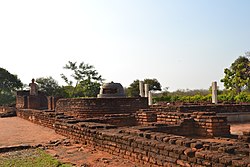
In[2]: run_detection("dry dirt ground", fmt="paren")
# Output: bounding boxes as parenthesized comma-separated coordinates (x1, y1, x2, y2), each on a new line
(0, 117, 143, 167)
(0, 117, 65, 146)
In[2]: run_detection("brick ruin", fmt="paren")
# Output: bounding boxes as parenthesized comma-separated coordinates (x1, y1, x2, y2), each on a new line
(15, 91, 250, 166)
(0, 106, 16, 118)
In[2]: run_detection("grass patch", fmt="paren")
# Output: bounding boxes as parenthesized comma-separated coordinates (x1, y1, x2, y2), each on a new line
(0, 148, 72, 167)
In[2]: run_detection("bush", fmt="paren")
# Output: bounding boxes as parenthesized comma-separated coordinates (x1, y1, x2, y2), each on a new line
(234, 92, 250, 103)
(154, 92, 250, 104)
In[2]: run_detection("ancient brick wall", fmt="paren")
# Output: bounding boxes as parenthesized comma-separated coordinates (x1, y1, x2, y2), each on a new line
(151, 104, 250, 113)
(99, 114, 137, 126)
(157, 112, 193, 125)
(16, 96, 27, 109)
(55, 116, 250, 167)
(179, 104, 250, 113)
(16, 90, 48, 110)
(136, 109, 157, 125)
(193, 112, 230, 137)
(56, 97, 148, 118)
(16, 109, 55, 128)
(239, 131, 250, 143)
(16, 95, 48, 110)
(16, 90, 30, 96)
(15, 104, 248, 166)
(27, 96, 41, 109)
(0, 106, 16, 117)
(47, 96, 61, 110)
(136, 110, 230, 137)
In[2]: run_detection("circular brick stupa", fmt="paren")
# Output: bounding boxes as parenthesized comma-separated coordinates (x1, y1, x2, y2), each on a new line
(97, 82, 126, 98)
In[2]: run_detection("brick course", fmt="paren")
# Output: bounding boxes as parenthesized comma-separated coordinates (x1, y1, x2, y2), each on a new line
(0, 106, 16, 117)
(14, 94, 250, 167)
(54, 115, 250, 167)
(151, 104, 250, 113)
(16, 109, 55, 128)
(56, 97, 148, 118)
(136, 110, 230, 137)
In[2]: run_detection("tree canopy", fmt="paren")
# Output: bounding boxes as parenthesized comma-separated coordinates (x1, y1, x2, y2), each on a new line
(126, 78, 162, 97)
(221, 55, 250, 94)
(36, 76, 65, 96)
(61, 61, 104, 97)
(0, 67, 23, 105)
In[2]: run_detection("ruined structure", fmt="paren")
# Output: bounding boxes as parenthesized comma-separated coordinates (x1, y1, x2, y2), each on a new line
(97, 82, 126, 98)
(0, 106, 16, 118)
(15, 82, 250, 166)
(16, 90, 48, 110)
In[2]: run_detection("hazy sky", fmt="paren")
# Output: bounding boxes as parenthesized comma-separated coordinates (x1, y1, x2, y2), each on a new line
(0, 0, 250, 91)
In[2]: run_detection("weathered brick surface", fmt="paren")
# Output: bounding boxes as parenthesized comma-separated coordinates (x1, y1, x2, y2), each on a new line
(151, 104, 250, 113)
(16, 109, 55, 128)
(16, 91, 48, 110)
(54, 115, 250, 167)
(15, 94, 250, 166)
(136, 109, 157, 124)
(47, 96, 61, 110)
(136, 111, 230, 137)
(56, 97, 148, 118)
(239, 131, 250, 143)
(192, 112, 230, 137)
(16, 96, 27, 109)
(0, 106, 16, 117)
(16, 108, 250, 166)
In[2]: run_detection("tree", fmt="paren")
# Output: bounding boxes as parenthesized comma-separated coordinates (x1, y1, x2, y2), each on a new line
(221, 54, 250, 94)
(0, 67, 23, 105)
(36, 76, 65, 96)
(61, 61, 104, 97)
(127, 78, 162, 97)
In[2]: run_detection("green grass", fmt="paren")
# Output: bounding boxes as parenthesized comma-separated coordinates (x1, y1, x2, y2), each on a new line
(0, 149, 72, 167)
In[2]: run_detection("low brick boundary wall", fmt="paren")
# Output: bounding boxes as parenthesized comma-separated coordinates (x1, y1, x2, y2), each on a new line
(151, 104, 250, 113)
(55, 116, 250, 167)
(16, 109, 55, 129)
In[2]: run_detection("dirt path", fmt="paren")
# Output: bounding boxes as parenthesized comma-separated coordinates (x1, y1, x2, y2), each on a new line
(0, 117, 65, 146)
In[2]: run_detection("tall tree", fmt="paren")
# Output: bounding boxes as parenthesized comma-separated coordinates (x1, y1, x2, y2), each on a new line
(36, 76, 65, 96)
(127, 78, 162, 97)
(221, 54, 250, 93)
(61, 61, 104, 97)
(0, 67, 23, 105)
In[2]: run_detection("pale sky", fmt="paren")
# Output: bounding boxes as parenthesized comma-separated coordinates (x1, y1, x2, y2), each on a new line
(0, 0, 250, 91)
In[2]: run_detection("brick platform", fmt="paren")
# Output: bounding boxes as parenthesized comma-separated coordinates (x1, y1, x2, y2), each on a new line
(56, 97, 148, 118)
